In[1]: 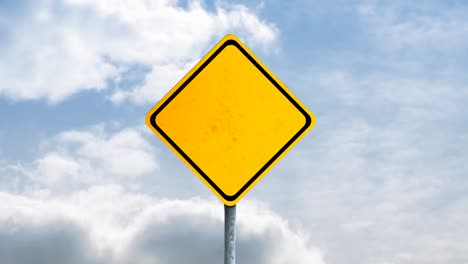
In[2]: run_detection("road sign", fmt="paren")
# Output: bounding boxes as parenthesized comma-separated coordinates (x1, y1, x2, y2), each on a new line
(145, 34, 316, 205)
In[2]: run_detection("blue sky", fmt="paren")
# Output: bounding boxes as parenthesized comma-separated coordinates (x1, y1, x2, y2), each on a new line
(1, 0, 468, 263)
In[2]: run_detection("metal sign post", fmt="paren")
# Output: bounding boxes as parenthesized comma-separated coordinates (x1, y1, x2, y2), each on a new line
(225, 205, 236, 264)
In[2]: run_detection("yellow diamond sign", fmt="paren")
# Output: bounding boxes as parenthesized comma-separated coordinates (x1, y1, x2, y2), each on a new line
(145, 34, 316, 205)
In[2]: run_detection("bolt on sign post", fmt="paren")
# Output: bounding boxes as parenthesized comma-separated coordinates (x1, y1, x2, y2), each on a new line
(145, 34, 316, 264)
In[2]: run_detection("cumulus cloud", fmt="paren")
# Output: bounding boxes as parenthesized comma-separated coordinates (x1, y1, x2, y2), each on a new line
(0, 0, 278, 104)
(5, 125, 159, 192)
(0, 185, 324, 264)
(0, 123, 324, 264)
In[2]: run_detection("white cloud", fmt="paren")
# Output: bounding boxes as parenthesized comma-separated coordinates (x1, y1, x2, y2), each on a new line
(0, 119, 325, 263)
(0, 185, 325, 264)
(0, 0, 278, 104)
(266, 111, 468, 264)
(13, 125, 159, 191)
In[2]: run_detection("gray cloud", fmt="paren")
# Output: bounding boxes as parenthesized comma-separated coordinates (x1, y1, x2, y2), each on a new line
(0, 218, 100, 264)
(0, 186, 324, 264)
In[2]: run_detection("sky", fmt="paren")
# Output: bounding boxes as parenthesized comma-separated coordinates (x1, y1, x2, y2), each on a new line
(0, 0, 468, 263)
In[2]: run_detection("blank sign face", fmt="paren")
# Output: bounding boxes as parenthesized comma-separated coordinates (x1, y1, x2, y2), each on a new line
(146, 34, 315, 205)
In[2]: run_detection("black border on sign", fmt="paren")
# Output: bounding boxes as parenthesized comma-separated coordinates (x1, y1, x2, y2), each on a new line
(150, 39, 312, 202)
